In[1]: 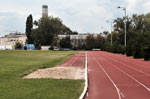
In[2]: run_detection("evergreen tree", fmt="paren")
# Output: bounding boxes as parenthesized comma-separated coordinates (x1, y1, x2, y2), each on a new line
(26, 14, 33, 44)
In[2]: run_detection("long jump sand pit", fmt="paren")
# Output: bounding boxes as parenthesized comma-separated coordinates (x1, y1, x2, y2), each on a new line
(24, 67, 85, 80)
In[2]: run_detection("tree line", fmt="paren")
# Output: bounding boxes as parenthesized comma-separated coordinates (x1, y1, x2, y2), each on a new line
(78, 13, 150, 60)
(86, 13, 150, 60)
(25, 13, 150, 60)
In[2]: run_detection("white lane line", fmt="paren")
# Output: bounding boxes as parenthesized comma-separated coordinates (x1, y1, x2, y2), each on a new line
(105, 52, 150, 69)
(103, 58, 150, 92)
(79, 52, 88, 99)
(92, 53, 122, 99)
(102, 53, 150, 77)
(121, 92, 125, 98)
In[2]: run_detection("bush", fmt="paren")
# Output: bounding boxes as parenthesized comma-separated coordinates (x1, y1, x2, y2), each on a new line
(49, 46, 54, 50)
(111, 41, 123, 54)
(144, 46, 150, 61)
(132, 44, 144, 58)
(126, 39, 133, 56)
(15, 42, 22, 50)
(24, 46, 27, 50)
(121, 46, 125, 55)
(72, 47, 78, 50)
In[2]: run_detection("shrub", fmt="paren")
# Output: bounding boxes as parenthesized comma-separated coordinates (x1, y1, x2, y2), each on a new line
(24, 46, 27, 50)
(144, 46, 150, 61)
(49, 46, 54, 50)
(132, 44, 144, 58)
(126, 39, 133, 56)
(15, 42, 22, 50)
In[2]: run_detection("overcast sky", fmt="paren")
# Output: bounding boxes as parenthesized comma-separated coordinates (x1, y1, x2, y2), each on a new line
(0, 0, 150, 37)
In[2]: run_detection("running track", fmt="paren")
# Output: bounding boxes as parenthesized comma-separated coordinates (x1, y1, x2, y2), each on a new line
(87, 51, 150, 99)
(60, 52, 85, 68)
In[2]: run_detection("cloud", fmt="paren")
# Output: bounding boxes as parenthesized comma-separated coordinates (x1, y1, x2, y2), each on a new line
(0, 12, 25, 37)
(126, 0, 148, 15)
(0, 0, 149, 37)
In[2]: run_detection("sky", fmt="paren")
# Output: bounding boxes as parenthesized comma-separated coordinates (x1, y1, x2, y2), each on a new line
(0, 0, 150, 37)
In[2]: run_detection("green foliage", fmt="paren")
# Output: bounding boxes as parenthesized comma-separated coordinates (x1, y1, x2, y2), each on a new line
(60, 36, 72, 48)
(26, 14, 33, 44)
(85, 35, 95, 50)
(31, 16, 75, 49)
(126, 39, 133, 56)
(144, 46, 150, 61)
(132, 33, 144, 58)
(15, 42, 22, 50)
(111, 41, 124, 54)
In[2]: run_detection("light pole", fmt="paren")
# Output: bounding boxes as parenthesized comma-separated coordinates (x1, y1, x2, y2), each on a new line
(107, 20, 113, 45)
(117, 6, 127, 47)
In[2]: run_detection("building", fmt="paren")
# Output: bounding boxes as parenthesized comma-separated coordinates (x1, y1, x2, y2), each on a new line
(58, 34, 103, 48)
(58, 34, 88, 48)
(0, 33, 27, 46)
(42, 5, 48, 17)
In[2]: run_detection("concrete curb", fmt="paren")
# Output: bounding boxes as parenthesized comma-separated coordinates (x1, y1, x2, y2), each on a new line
(79, 52, 88, 99)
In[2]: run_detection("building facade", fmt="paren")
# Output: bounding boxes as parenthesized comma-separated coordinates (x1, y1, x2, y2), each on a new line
(0, 33, 27, 46)
(58, 34, 88, 47)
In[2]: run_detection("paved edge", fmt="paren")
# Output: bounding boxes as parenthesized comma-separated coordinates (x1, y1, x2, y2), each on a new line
(79, 52, 88, 99)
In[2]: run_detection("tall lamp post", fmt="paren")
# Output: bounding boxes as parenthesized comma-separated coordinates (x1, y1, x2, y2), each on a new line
(117, 6, 127, 47)
(107, 20, 113, 45)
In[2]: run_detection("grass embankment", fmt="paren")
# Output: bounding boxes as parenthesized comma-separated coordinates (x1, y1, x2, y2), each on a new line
(0, 51, 84, 99)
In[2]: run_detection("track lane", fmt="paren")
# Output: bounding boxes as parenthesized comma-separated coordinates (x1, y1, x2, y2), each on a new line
(87, 51, 150, 99)
(61, 52, 85, 68)
(87, 52, 120, 99)
(100, 52, 150, 88)
(102, 51, 150, 69)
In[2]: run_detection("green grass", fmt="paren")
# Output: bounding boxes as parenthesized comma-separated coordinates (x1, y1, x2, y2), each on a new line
(0, 50, 84, 99)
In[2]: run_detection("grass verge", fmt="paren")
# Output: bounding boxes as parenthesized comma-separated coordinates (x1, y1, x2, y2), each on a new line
(0, 50, 84, 99)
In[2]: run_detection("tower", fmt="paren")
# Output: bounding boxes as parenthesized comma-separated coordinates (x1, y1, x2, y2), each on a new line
(42, 5, 48, 17)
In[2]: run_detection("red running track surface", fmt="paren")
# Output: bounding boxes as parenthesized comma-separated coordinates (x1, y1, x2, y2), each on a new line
(60, 52, 85, 68)
(86, 51, 150, 99)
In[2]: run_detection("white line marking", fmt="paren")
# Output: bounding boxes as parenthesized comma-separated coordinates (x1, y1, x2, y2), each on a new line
(103, 58, 150, 92)
(79, 52, 88, 99)
(92, 53, 122, 99)
(121, 92, 125, 98)
(105, 52, 150, 69)
(102, 53, 150, 77)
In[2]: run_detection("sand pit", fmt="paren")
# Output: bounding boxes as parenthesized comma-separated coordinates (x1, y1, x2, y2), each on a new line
(24, 67, 85, 80)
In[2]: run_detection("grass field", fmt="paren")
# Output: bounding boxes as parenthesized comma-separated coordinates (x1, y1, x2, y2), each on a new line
(0, 51, 84, 99)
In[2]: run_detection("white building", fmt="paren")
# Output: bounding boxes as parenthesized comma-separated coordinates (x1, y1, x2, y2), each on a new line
(58, 34, 88, 47)
(0, 33, 27, 50)
(58, 34, 104, 48)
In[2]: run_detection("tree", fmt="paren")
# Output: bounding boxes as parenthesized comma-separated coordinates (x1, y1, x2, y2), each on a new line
(26, 14, 33, 44)
(85, 35, 95, 50)
(32, 16, 75, 49)
(60, 36, 72, 48)
(32, 17, 62, 48)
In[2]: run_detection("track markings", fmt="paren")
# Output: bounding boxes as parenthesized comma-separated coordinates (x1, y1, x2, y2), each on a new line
(101, 53, 150, 77)
(102, 58, 150, 92)
(91, 53, 122, 99)
(105, 52, 150, 69)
